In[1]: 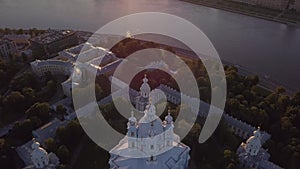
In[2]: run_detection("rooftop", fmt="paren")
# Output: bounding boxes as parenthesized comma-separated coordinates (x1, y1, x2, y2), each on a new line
(30, 30, 76, 45)
(110, 140, 190, 169)
(32, 118, 68, 146)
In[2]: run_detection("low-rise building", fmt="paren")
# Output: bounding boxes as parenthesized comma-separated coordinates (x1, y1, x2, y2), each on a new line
(30, 59, 73, 77)
(17, 139, 60, 169)
(32, 118, 68, 146)
(4, 34, 31, 46)
(0, 39, 17, 60)
(230, 0, 289, 11)
(30, 30, 78, 57)
(289, 0, 300, 11)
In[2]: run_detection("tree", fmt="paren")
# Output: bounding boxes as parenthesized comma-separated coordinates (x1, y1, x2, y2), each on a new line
(21, 52, 28, 62)
(25, 102, 51, 122)
(0, 138, 14, 168)
(44, 138, 57, 153)
(292, 92, 300, 106)
(16, 28, 23, 35)
(47, 80, 56, 92)
(57, 145, 70, 163)
(0, 139, 6, 150)
(10, 118, 40, 140)
(57, 164, 71, 169)
(2, 91, 25, 113)
(226, 163, 236, 169)
(187, 122, 201, 142)
(22, 87, 36, 106)
(55, 120, 83, 148)
(245, 75, 259, 87)
(28, 116, 42, 127)
(56, 105, 67, 116)
(10, 72, 36, 91)
(278, 95, 290, 111)
(286, 0, 293, 9)
(0, 94, 3, 107)
(95, 83, 104, 101)
(276, 87, 286, 94)
(223, 149, 238, 169)
(226, 98, 241, 116)
(4, 28, 12, 34)
(281, 116, 293, 130)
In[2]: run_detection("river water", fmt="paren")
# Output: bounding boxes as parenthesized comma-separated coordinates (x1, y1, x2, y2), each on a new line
(0, 0, 299, 91)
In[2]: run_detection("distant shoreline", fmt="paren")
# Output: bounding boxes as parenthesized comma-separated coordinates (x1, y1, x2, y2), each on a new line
(2, 29, 297, 95)
(181, 0, 300, 27)
(98, 34, 298, 95)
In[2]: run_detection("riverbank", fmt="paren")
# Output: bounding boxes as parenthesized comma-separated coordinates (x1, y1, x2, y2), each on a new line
(129, 36, 298, 95)
(181, 0, 300, 27)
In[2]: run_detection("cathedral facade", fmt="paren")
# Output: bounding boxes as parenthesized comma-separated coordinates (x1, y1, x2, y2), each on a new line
(109, 76, 190, 169)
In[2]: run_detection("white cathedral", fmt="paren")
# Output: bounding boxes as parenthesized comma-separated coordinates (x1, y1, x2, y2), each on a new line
(109, 76, 190, 169)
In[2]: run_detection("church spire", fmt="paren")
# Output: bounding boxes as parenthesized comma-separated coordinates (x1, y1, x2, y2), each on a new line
(143, 74, 148, 83)
(128, 110, 137, 126)
(127, 111, 137, 148)
(165, 107, 173, 124)
(140, 74, 150, 98)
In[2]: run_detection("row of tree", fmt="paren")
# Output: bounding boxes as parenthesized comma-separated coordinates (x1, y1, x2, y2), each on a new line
(223, 66, 300, 168)
(0, 28, 46, 36)
(44, 120, 84, 167)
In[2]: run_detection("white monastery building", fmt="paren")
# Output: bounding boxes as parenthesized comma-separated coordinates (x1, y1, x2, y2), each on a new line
(237, 127, 283, 169)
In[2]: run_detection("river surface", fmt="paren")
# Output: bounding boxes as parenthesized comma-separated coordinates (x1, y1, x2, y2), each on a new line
(0, 0, 299, 91)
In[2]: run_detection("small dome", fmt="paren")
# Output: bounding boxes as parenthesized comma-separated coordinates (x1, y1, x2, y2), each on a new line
(165, 108, 173, 124)
(31, 141, 40, 150)
(247, 127, 261, 145)
(138, 118, 164, 138)
(140, 75, 151, 93)
(31, 141, 48, 156)
(31, 140, 49, 168)
(147, 103, 156, 116)
(32, 148, 48, 159)
(128, 111, 137, 124)
(138, 100, 164, 138)
(245, 127, 262, 156)
(139, 101, 158, 123)
(253, 127, 261, 138)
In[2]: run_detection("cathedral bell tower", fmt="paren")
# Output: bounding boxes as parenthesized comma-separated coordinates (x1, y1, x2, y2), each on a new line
(127, 111, 137, 149)
(164, 108, 174, 147)
(140, 74, 150, 98)
(135, 74, 151, 111)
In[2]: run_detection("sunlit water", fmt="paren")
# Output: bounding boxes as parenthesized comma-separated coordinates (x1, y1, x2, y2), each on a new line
(1, 0, 300, 90)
